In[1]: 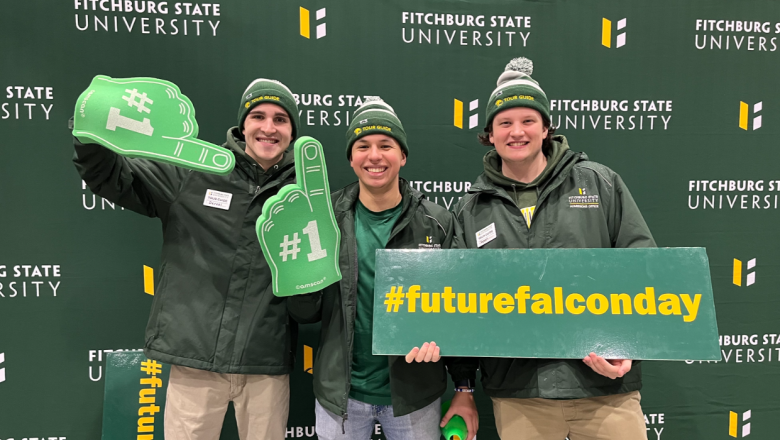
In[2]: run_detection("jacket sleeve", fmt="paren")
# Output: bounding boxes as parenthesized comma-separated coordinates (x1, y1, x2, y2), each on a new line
(73, 133, 187, 219)
(287, 291, 323, 324)
(444, 356, 478, 383)
(609, 174, 656, 249)
(439, 210, 466, 250)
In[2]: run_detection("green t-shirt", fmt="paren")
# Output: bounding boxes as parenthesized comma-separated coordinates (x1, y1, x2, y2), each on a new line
(349, 199, 403, 405)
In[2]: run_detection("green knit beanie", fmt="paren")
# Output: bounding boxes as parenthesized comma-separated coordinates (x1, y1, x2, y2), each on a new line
(345, 97, 408, 159)
(237, 78, 300, 139)
(485, 57, 550, 129)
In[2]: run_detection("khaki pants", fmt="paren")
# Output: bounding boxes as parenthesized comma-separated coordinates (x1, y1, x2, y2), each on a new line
(164, 365, 290, 440)
(492, 391, 648, 440)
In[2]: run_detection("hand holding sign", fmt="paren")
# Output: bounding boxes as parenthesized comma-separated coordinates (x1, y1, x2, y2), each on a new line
(257, 136, 341, 296)
(72, 75, 234, 174)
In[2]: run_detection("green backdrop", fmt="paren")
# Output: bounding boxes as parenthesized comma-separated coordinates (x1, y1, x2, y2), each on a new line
(1, 0, 778, 439)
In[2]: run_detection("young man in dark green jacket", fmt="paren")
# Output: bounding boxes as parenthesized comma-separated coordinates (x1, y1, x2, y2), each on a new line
(288, 98, 478, 439)
(452, 58, 655, 439)
(73, 79, 301, 440)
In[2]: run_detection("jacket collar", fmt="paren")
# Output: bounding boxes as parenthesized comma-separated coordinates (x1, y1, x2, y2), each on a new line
(469, 149, 585, 195)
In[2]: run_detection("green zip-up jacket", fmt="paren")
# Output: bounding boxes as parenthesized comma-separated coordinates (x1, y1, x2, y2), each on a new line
(73, 127, 297, 374)
(452, 135, 656, 399)
(288, 180, 476, 418)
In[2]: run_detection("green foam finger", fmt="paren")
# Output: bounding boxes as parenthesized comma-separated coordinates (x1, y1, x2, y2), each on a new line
(256, 136, 342, 297)
(72, 75, 234, 175)
(296, 137, 330, 211)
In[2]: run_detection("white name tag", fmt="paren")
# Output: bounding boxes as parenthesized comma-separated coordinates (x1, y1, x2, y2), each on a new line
(476, 222, 497, 247)
(203, 189, 233, 211)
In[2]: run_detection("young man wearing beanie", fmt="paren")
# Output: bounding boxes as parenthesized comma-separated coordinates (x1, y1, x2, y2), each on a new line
(287, 97, 478, 440)
(443, 58, 655, 439)
(73, 78, 301, 440)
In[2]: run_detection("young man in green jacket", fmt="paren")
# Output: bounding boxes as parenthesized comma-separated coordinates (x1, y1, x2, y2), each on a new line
(73, 79, 301, 440)
(288, 98, 478, 439)
(446, 57, 655, 439)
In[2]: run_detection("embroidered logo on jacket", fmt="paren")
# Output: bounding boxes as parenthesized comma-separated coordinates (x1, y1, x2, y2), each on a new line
(418, 236, 441, 249)
(569, 188, 600, 209)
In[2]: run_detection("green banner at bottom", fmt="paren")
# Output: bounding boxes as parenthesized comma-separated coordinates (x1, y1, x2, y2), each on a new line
(102, 351, 170, 440)
(372, 248, 721, 361)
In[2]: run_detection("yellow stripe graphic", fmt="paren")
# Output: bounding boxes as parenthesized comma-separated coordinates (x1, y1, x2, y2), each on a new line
(304, 345, 313, 374)
(602, 18, 612, 48)
(739, 102, 748, 130)
(729, 411, 738, 437)
(733, 259, 742, 286)
(300, 7, 310, 39)
(454, 99, 463, 129)
(143, 265, 154, 295)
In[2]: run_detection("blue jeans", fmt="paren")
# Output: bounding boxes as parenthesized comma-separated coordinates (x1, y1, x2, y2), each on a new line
(315, 397, 442, 440)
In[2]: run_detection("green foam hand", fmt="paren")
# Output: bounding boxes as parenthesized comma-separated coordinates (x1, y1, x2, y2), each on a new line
(72, 75, 234, 175)
(257, 137, 342, 297)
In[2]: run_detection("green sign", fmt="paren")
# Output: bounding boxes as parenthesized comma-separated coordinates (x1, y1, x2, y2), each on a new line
(72, 75, 235, 174)
(373, 248, 720, 361)
(101, 352, 170, 440)
(256, 136, 342, 296)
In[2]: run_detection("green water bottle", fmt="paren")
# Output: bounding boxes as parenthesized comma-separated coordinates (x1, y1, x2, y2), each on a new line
(441, 400, 469, 440)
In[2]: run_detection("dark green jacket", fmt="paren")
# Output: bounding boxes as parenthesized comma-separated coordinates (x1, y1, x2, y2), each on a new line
(452, 135, 656, 399)
(288, 180, 476, 418)
(73, 127, 297, 374)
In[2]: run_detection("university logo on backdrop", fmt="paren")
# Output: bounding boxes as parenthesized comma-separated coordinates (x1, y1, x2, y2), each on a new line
(401, 11, 531, 47)
(644, 412, 665, 440)
(729, 410, 751, 437)
(695, 19, 779, 52)
(0, 264, 63, 299)
(733, 258, 756, 287)
(687, 179, 780, 211)
(454, 98, 480, 129)
(143, 265, 155, 295)
(739, 101, 762, 130)
(601, 17, 627, 48)
(73, 1, 222, 36)
(293, 93, 370, 127)
(3, 85, 54, 121)
(300, 6, 326, 39)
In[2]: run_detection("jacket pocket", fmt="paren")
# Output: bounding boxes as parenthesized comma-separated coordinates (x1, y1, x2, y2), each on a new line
(145, 263, 169, 346)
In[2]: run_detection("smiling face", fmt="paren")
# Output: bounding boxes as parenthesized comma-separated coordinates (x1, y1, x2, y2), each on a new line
(349, 134, 407, 192)
(241, 102, 293, 170)
(489, 106, 548, 166)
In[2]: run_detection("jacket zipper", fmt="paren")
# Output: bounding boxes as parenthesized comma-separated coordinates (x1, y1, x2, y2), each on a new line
(341, 223, 359, 433)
